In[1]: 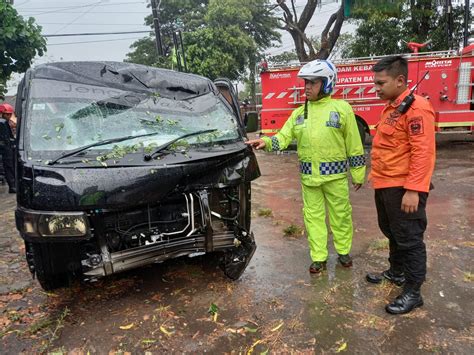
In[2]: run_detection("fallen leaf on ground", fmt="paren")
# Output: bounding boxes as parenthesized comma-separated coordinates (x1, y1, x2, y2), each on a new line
(248, 339, 263, 354)
(160, 325, 174, 336)
(336, 342, 347, 352)
(244, 326, 258, 333)
(119, 323, 134, 330)
(271, 321, 284, 332)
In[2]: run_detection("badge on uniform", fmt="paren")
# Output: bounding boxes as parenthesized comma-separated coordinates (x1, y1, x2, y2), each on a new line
(295, 114, 305, 125)
(408, 116, 424, 135)
(326, 111, 341, 128)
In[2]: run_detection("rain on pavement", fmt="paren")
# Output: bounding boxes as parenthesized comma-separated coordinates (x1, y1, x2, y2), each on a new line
(1, 135, 473, 354)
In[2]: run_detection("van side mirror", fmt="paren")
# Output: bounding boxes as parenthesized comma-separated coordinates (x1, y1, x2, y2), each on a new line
(245, 111, 259, 133)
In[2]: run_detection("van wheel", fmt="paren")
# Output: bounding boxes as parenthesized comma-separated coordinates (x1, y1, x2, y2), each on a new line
(29, 243, 76, 291)
(357, 120, 367, 145)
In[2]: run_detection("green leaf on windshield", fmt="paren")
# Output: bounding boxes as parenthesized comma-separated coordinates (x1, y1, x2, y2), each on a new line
(42, 134, 51, 140)
(55, 123, 64, 132)
(167, 119, 178, 126)
(155, 115, 163, 123)
(144, 143, 158, 154)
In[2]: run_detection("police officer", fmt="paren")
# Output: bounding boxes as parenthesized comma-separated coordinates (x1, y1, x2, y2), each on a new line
(0, 103, 16, 193)
(366, 56, 436, 314)
(246, 59, 366, 274)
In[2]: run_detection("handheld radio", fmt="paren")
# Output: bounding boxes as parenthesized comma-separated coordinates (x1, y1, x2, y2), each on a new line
(397, 71, 430, 114)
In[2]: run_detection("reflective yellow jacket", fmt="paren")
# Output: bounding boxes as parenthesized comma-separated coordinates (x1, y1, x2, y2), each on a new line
(261, 96, 366, 186)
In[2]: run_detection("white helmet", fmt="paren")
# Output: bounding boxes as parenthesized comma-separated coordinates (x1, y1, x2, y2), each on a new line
(297, 59, 337, 94)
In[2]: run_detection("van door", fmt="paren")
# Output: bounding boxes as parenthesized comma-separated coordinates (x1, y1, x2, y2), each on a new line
(214, 78, 245, 130)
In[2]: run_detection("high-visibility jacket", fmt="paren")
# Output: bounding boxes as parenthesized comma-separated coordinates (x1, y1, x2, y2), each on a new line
(369, 88, 436, 193)
(261, 96, 366, 186)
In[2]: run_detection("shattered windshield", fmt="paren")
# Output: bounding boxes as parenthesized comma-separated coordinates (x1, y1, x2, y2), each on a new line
(25, 79, 240, 159)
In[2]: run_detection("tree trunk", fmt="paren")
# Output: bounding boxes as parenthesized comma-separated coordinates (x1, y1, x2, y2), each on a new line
(277, 0, 345, 62)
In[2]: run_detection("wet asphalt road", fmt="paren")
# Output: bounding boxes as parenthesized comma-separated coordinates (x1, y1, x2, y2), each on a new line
(1, 135, 473, 354)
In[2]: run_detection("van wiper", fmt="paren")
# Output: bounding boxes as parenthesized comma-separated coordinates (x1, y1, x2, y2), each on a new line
(144, 129, 217, 161)
(48, 132, 163, 165)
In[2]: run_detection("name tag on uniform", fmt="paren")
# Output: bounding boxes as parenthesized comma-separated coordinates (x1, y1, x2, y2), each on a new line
(295, 115, 305, 125)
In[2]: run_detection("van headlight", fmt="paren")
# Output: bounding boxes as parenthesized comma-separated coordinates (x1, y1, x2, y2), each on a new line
(19, 210, 90, 237)
(38, 214, 89, 237)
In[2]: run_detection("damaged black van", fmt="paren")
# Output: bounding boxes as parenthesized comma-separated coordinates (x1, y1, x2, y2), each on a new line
(9, 61, 260, 290)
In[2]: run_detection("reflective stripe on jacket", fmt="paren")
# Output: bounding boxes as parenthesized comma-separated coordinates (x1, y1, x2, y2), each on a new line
(369, 89, 436, 192)
(262, 96, 366, 186)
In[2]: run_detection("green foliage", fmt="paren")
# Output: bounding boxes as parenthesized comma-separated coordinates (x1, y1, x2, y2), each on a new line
(126, 0, 280, 80)
(368, 238, 389, 251)
(0, 2, 46, 96)
(186, 26, 254, 80)
(257, 208, 273, 217)
(346, 13, 403, 57)
(283, 224, 304, 238)
(346, 1, 469, 57)
(268, 51, 299, 65)
(348, 0, 404, 18)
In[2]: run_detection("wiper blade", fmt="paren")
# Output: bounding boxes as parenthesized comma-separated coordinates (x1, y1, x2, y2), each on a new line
(48, 132, 162, 165)
(144, 129, 217, 161)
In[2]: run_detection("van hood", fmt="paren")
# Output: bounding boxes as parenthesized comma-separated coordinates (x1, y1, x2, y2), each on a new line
(18, 147, 260, 211)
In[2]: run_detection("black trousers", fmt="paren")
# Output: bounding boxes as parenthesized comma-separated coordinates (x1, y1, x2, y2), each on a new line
(1, 149, 15, 190)
(374, 187, 428, 289)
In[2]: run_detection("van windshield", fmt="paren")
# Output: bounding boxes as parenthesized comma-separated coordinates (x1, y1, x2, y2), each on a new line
(25, 79, 240, 158)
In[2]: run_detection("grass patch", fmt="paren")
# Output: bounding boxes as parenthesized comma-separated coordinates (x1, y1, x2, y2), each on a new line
(258, 208, 273, 217)
(27, 317, 54, 335)
(283, 224, 304, 238)
(369, 239, 389, 251)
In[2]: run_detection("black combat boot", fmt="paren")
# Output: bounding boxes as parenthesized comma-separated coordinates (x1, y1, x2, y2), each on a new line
(366, 269, 405, 286)
(309, 261, 327, 274)
(385, 286, 423, 314)
(338, 254, 353, 267)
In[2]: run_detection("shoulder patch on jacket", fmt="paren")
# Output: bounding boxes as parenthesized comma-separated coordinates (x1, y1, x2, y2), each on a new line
(326, 111, 341, 128)
(408, 116, 424, 135)
(295, 114, 305, 125)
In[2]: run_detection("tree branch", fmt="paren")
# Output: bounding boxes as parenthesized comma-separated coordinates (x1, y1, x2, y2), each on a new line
(291, 0, 298, 23)
(317, 5, 344, 59)
(298, 0, 319, 30)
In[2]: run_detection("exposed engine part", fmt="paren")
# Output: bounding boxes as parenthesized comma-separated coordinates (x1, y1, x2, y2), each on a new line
(82, 253, 102, 267)
(83, 186, 245, 277)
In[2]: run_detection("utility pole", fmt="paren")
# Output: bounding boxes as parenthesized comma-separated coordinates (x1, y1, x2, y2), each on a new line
(464, 0, 470, 47)
(150, 0, 164, 56)
(446, 0, 453, 49)
(177, 31, 187, 72)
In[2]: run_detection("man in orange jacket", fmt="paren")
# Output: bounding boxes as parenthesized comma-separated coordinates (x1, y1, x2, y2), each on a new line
(365, 56, 436, 315)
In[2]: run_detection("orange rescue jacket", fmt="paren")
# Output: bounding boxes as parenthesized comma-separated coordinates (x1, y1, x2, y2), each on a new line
(369, 88, 436, 193)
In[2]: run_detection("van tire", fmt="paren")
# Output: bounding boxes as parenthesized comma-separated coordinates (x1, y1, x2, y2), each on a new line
(29, 243, 76, 291)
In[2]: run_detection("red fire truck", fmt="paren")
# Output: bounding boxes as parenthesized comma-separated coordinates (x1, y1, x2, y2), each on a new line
(259, 45, 474, 143)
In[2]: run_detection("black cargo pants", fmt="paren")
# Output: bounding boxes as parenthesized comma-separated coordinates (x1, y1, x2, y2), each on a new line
(374, 187, 428, 289)
(1, 147, 15, 191)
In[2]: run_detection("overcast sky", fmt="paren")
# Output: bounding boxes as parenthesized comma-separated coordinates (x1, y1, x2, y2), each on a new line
(7, 0, 350, 93)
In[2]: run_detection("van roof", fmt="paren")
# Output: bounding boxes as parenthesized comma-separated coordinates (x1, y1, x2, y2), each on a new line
(29, 61, 215, 100)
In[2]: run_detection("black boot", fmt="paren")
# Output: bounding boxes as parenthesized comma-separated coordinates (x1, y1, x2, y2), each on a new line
(385, 288, 423, 314)
(366, 269, 405, 286)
